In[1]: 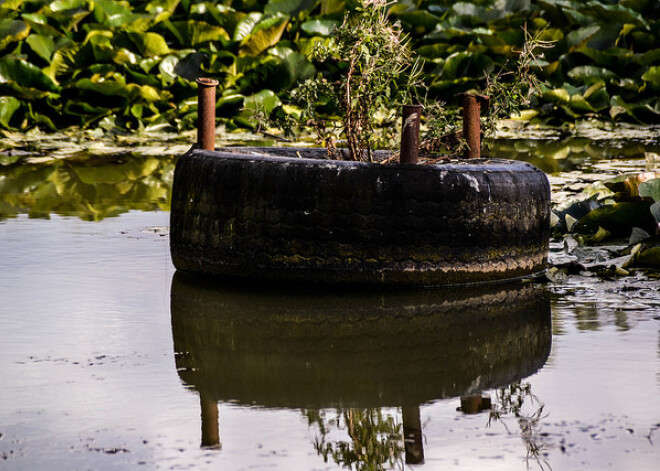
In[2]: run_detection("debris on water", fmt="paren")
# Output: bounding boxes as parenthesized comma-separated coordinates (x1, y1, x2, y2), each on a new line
(142, 226, 169, 236)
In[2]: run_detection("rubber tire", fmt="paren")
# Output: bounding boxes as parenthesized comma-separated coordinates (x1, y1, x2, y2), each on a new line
(170, 147, 551, 286)
(171, 273, 551, 408)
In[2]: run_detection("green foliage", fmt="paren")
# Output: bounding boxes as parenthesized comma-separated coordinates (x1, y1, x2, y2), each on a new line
(291, 0, 425, 160)
(0, 0, 659, 132)
(552, 170, 660, 275)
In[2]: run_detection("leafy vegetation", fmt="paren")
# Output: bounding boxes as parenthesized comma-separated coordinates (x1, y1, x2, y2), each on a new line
(550, 170, 660, 276)
(0, 0, 659, 134)
(289, 0, 424, 160)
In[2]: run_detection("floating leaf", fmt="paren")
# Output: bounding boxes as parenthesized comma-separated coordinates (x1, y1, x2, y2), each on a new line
(574, 201, 654, 235)
(650, 202, 660, 224)
(629, 227, 651, 245)
(639, 179, 660, 203)
(632, 247, 660, 268)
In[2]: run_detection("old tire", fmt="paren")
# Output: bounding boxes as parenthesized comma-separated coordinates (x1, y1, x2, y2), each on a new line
(170, 147, 550, 285)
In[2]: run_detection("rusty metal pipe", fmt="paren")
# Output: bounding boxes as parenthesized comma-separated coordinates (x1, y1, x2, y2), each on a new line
(461, 94, 490, 159)
(197, 77, 219, 151)
(462, 94, 481, 159)
(400, 104, 423, 164)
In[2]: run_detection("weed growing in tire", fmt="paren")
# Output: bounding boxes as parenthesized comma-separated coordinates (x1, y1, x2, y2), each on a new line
(266, 1, 553, 162)
(291, 0, 431, 161)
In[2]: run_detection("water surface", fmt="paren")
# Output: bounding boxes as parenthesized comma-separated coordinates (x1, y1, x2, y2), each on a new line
(1, 138, 659, 470)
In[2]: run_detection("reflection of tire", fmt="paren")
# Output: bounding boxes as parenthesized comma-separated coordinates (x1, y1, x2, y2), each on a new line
(170, 148, 550, 285)
(171, 272, 552, 408)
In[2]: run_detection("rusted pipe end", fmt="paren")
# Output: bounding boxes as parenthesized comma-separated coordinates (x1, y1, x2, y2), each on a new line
(197, 77, 219, 88)
(197, 77, 219, 151)
(400, 104, 423, 164)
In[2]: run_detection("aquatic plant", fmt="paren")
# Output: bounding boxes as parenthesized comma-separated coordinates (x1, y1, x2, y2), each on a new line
(0, 0, 659, 133)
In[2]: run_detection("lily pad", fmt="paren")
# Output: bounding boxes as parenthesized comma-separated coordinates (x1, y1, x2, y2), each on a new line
(639, 179, 660, 202)
(573, 201, 654, 235)
(632, 247, 660, 268)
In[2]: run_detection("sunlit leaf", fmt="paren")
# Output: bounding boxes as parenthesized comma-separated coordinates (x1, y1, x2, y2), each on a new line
(567, 65, 616, 84)
(25, 34, 56, 63)
(0, 57, 59, 92)
(0, 19, 29, 52)
(0, 96, 21, 128)
(300, 19, 337, 36)
(543, 87, 571, 104)
(233, 12, 262, 41)
(641, 66, 660, 89)
(566, 25, 600, 48)
(269, 47, 315, 86)
(126, 32, 170, 57)
(243, 89, 281, 114)
(239, 16, 288, 56)
(167, 20, 229, 46)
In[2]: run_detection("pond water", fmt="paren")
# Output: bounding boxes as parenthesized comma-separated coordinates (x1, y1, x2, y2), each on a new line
(1, 138, 659, 470)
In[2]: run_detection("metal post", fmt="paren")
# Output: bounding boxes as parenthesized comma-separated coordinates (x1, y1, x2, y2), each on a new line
(462, 94, 481, 159)
(197, 77, 219, 151)
(400, 104, 423, 164)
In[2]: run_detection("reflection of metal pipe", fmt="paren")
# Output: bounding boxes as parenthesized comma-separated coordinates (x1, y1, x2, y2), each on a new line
(460, 395, 492, 414)
(402, 406, 424, 464)
(197, 78, 219, 151)
(200, 392, 221, 448)
(401, 105, 423, 164)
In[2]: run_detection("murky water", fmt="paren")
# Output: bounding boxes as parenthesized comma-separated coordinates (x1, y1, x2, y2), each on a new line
(1, 139, 659, 470)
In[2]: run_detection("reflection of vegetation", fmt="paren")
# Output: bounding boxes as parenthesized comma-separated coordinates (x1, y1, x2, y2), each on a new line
(488, 382, 550, 471)
(305, 408, 404, 471)
(0, 154, 175, 220)
(488, 138, 658, 174)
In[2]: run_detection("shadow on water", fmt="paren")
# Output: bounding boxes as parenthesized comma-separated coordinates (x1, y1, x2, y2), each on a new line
(170, 272, 552, 467)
